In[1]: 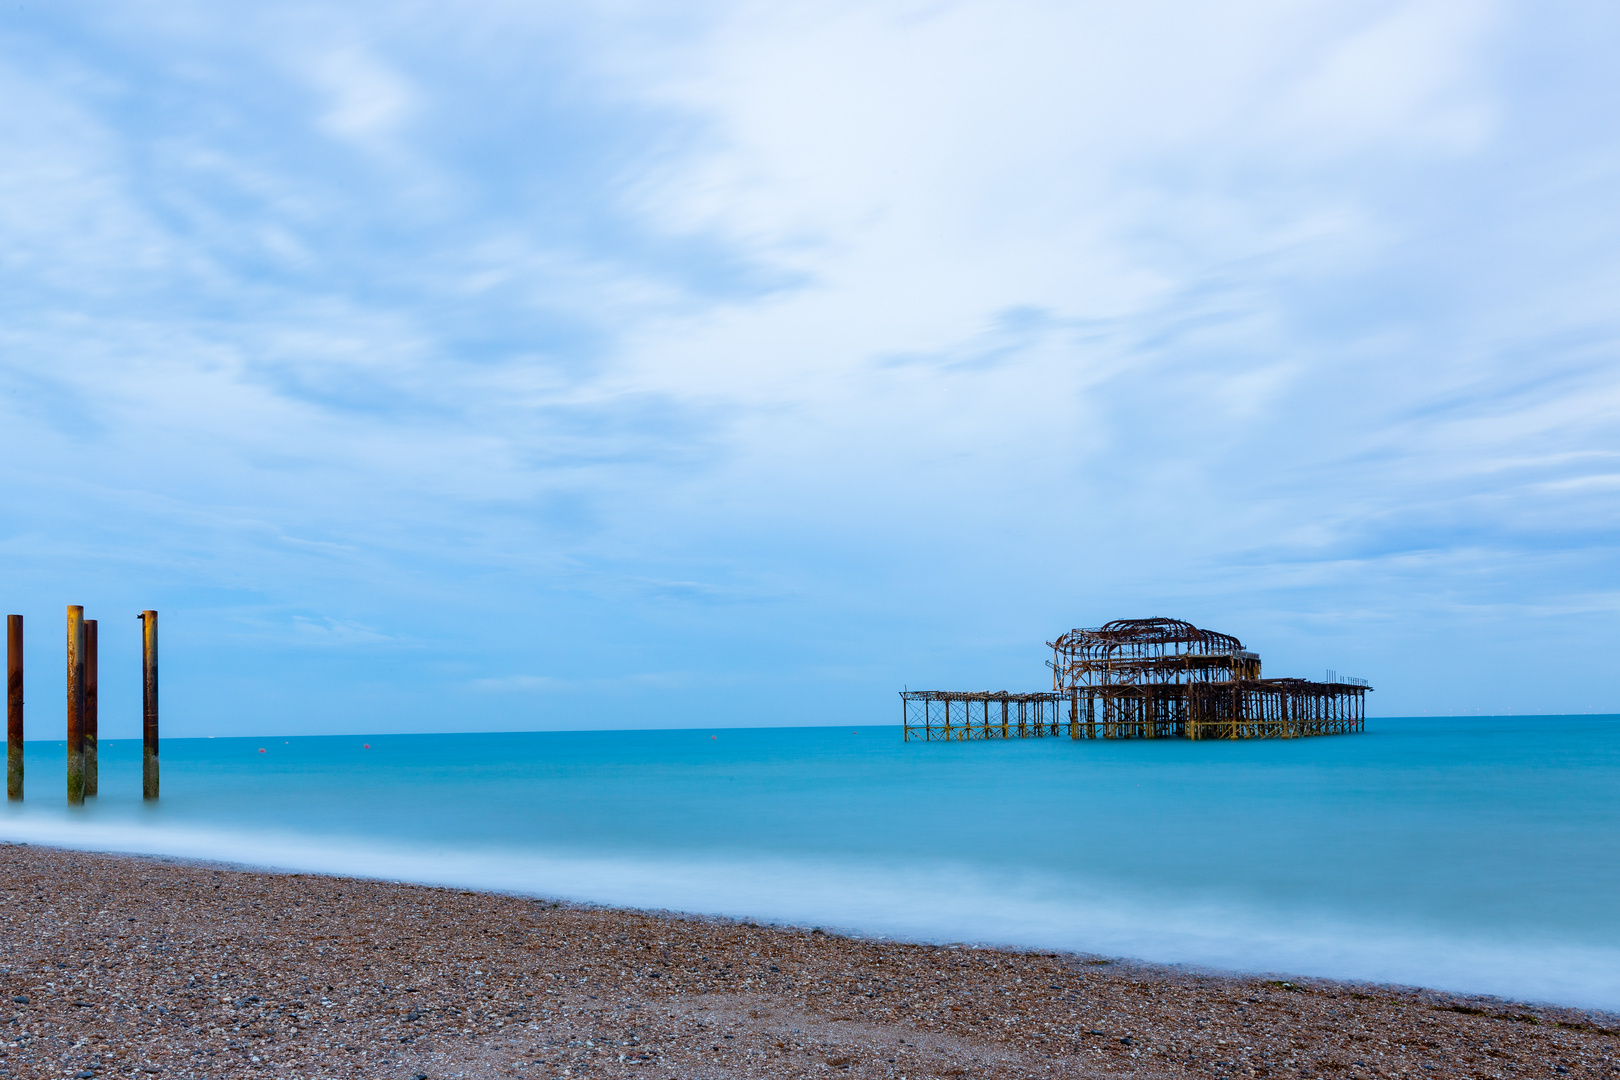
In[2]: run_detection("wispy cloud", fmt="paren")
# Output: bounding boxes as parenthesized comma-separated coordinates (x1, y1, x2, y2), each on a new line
(1, 0, 1616, 733)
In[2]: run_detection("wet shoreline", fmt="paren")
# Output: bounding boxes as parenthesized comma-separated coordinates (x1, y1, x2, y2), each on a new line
(1, 842, 1615, 1079)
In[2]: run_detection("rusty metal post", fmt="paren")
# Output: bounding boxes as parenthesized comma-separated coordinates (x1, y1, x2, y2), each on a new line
(66, 606, 85, 805)
(84, 620, 98, 796)
(140, 611, 158, 799)
(6, 615, 21, 800)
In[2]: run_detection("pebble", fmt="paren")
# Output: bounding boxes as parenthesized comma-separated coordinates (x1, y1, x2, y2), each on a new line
(0, 843, 1615, 1079)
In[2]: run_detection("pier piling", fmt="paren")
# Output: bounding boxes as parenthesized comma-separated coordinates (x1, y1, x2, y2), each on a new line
(84, 619, 97, 797)
(903, 618, 1369, 743)
(66, 606, 84, 805)
(139, 610, 158, 800)
(6, 615, 20, 800)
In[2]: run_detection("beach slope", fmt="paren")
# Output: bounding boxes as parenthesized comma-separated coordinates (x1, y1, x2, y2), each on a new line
(0, 844, 1614, 1079)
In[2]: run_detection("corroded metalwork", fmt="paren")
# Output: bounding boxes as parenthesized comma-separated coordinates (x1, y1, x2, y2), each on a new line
(1051, 617, 1260, 690)
(85, 619, 97, 797)
(139, 610, 158, 800)
(900, 692, 1063, 741)
(6, 614, 20, 800)
(904, 617, 1368, 742)
(67, 606, 84, 804)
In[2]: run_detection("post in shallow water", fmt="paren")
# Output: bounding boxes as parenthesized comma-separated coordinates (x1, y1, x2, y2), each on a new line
(6, 614, 20, 800)
(66, 605, 84, 805)
(139, 610, 158, 800)
(84, 619, 98, 797)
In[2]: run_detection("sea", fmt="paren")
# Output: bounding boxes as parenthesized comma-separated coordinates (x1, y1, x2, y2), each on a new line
(2, 716, 1617, 1012)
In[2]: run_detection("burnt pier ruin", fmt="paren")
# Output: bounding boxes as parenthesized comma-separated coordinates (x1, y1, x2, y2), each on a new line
(902, 617, 1368, 741)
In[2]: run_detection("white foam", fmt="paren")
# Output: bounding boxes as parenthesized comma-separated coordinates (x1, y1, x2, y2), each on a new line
(4, 814, 1617, 1011)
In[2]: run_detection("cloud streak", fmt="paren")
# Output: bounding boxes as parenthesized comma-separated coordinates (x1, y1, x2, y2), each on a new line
(1, 0, 1616, 734)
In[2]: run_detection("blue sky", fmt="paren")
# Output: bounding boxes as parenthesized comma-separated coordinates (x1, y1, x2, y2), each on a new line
(2, 0, 1617, 736)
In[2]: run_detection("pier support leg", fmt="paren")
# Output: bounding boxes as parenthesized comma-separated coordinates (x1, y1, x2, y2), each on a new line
(66, 606, 84, 805)
(6, 615, 20, 801)
(140, 610, 159, 800)
(84, 620, 97, 797)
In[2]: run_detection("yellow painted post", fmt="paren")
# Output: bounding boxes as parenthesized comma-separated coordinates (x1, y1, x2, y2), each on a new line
(139, 610, 158, 799)
(66, 606, 84, 805)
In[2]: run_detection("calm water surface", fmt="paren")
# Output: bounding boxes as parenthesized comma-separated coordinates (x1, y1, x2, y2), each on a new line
(3, 716, 1616, 1009)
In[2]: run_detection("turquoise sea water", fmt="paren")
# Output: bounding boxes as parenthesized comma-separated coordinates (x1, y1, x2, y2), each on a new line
(2, 716, 1617, 1010)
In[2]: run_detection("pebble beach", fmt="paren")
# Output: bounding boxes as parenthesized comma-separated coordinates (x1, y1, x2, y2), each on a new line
(0, 843, 1615, 1080)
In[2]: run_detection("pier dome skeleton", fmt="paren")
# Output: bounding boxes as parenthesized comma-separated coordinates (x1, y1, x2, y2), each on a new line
(1049, 617, 1260, 690)
(901, 617, 1368, 742)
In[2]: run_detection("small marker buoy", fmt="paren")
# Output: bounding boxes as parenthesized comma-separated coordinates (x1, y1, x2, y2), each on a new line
(711, 735, 717, 740)
(258, 748, 265, 754)
(363, 744, 371, 749)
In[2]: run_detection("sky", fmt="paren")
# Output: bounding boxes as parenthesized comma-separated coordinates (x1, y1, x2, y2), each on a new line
(2, 0, 1618, 737)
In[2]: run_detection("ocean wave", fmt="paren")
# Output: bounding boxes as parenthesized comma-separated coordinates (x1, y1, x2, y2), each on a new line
(3, 812, 1615, 1012)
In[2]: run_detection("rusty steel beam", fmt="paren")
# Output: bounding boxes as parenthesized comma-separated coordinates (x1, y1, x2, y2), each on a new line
(140, 610, 158, 800)
(66, 606, 84, 805)
(907, 618, 1370, 744)
(6, 615, 20, 800)
(84, 619, 97, 797)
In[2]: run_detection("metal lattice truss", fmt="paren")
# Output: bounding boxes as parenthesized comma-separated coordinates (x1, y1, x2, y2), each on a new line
(900, 692, 1063, 741)
(1058, 679, 1366, 740)
(903, 618, 1370, 742)
(1049, 617, 1261, 691)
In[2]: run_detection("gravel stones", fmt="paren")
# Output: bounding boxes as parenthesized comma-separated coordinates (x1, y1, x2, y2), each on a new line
(0, 843, 1614, 1080)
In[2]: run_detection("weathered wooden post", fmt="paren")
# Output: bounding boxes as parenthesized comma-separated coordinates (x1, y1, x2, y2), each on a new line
(139, 610, 158, 799)
(6, 614, 20, 800)
(66, 606, 85, 805)
(84, 619, 98, 797)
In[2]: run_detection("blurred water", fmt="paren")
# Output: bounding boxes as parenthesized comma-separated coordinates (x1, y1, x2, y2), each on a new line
(2, 717, 1617, 1010)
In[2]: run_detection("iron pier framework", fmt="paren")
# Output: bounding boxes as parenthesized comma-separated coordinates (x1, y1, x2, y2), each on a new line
(903, 617, 1368, 742)
(900, 692, 1064, 741)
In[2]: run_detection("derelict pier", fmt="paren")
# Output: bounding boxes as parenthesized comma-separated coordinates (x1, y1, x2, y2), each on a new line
(902, 617, 1368, 742)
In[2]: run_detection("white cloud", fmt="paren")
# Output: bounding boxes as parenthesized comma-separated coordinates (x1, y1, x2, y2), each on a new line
(308, 46, 415, 142)
(0, 0, 1615, 724)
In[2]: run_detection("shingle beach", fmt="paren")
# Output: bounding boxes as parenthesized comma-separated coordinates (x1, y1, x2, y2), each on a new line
(1, 844, 1614, 1080)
